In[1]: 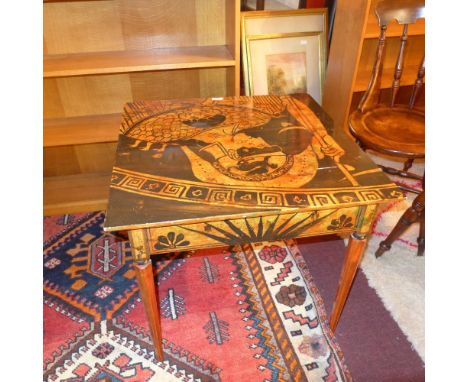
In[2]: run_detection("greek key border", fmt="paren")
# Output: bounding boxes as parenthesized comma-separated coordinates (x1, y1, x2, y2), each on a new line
(110, 168, 403, 209)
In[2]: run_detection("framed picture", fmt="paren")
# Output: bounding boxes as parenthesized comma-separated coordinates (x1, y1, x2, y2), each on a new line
(245, 31, 325, 101)
(241, 9, 327, 103)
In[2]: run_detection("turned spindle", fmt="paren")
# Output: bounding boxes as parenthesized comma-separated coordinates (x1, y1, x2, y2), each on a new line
(391, 24, 409, 107)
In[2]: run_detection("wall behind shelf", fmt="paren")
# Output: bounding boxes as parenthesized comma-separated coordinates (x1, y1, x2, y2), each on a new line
(44, 142, 117, 177)
(44, 0, 228, 55)
(44, 67, 233, 119)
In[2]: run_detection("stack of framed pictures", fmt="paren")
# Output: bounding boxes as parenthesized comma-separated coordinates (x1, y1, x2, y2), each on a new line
(241, 9, 328, 104)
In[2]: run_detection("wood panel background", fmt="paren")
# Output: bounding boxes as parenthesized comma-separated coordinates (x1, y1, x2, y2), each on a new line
(44, 0, 227, 54)
(43, 0, 241, 215)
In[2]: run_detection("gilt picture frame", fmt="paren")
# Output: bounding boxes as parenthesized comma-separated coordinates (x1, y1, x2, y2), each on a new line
(245, 31, 325, 102)
(241, 9, 328, 103)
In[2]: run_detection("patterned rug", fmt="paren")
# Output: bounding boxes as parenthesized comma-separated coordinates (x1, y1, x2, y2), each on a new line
(44, 212, 351, 382)
(360, 153, 425, 360)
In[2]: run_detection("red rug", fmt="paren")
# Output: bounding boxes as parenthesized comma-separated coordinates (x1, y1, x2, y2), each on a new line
(44, 211, 351, 381)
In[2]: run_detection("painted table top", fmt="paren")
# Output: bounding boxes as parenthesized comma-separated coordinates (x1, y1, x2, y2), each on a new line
(104, 94, 403, 231)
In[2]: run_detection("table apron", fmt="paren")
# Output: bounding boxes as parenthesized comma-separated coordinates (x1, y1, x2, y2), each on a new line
(146, 205, 377, 255)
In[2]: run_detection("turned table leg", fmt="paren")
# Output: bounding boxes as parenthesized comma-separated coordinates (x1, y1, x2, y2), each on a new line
(417, 210, 425, 256)
(375, 191, 425, 258)
(128, 229, 164, 361)
(329, 232, 368, 331)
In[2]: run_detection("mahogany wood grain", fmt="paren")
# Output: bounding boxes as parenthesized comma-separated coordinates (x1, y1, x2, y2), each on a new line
(375, 0, 425, 25)
(323, 0, 425, 133)
(351, 1, 426, 258)
(329, 203, 377, 330)
(409, 55, 425, 109)
(329, 232, 368, 331)
(129, 229, 164, 361)
(417, 209, 425, 256)
(358, 24, 387, 113)
(349, 0, 425, 163)
(390, 24, 408, 107)
(378, 163, 423, 182)
(375, 190, 425, 257)
(350, 86, 425, 115)
(349, 106, 424, 158)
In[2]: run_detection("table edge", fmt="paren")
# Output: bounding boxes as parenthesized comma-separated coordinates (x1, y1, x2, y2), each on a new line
(103, 196, 403, 232)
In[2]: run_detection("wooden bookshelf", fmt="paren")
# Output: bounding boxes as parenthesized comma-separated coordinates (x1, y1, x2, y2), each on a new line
(323, 0, 425, 133)
(44, 114, 121, 147)
(43, 0, 241, 215)
(44, 173, 110, 216)
(44, 45, 236, 78)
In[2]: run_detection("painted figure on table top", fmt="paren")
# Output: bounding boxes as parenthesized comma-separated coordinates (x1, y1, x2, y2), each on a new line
(118, 95, 350, 189)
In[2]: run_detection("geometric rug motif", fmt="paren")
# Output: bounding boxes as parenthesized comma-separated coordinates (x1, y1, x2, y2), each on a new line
(44, 212, 352, 381)
(44, 212, 136, 322)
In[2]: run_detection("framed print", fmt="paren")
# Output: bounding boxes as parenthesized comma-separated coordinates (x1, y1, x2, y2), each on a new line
(245, 31, 325, 102)
(241, 9, 328, 103)
(265, 51, 308, 94)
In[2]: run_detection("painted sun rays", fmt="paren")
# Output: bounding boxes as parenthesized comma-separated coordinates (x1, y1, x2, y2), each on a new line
(179, 210, 338, 245)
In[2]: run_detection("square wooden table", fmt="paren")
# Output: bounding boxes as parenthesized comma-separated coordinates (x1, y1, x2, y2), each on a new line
(104, 94, 403, 361)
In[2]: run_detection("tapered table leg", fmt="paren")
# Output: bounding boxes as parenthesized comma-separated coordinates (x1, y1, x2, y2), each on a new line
(128, 229, 164, 361)
(329, 232, 368, 331)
